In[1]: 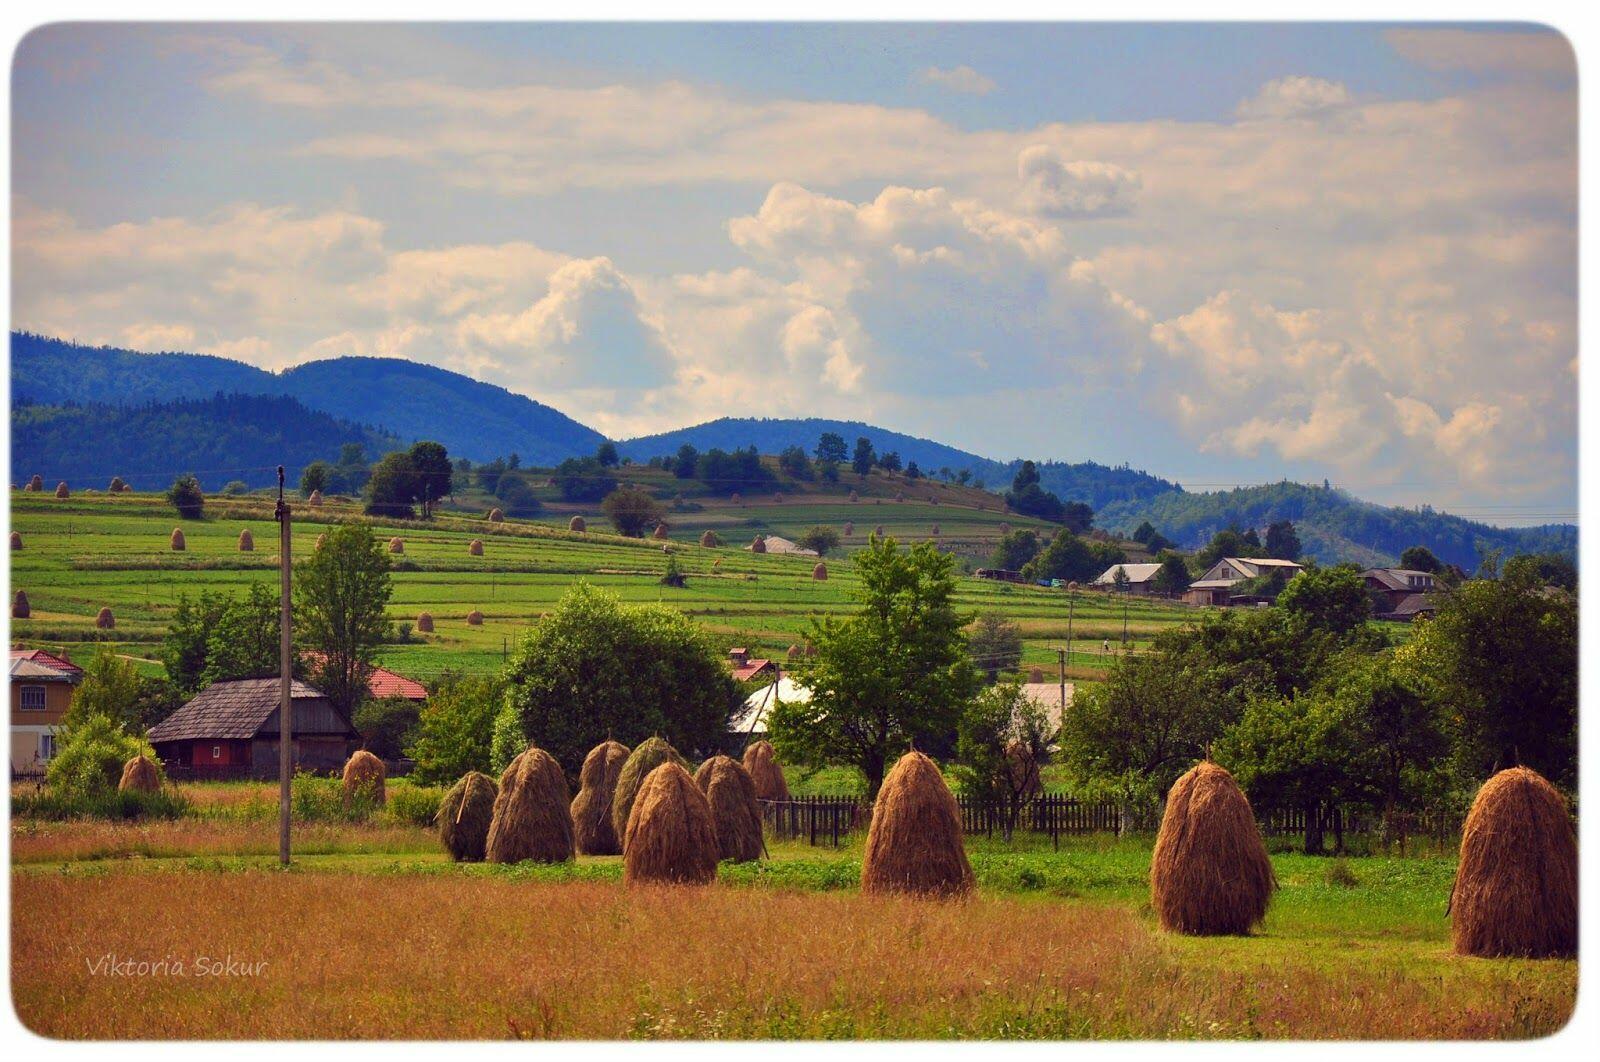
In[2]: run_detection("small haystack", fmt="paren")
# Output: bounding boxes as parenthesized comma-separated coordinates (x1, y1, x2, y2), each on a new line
(95, 607, 115, 630)
(843, 521, 854, 536)
(55, 481, 70, 499)
(742, 739, 791, 802)
(569, 515, 586, 532)
(488, 508, 505, 523)
(873, 525, 885, 537)
(341, 749, 387, 808)
(1150, 761, 1275, 936)
(623, 762, 720, 886)
(315, 533, 327, 550)
(416, 611, 434, 633)
(571, 739, 631, 856)
(238, 529, 254, 552)
(170, 528, 186, 552)
(108, 476, 126, 493)
(1028, 666, 1045, 683)
(773, 492, 784, 504)
(653, 523, 670, 540)
(611, 736, 689, 844)
(11, 590, 30, 619)
(861, 750, 973, 898)
(931, 524, 941, 537)
(485, 746, 574, 864)
(9, 532, 21, 550)
(118, 755, 162, 794)
(28, 474, 43, 492)
(696, 755, 764, 862)
(699, 530, 718, 548)
(1450, 766, 1577, 959)
(849, 489, 859, 503)
(308, 490, 323, 507)
(439, 771, 499, 862)
(812, 562, 828, 581)
(388, 537, 405, 554)
(466, 609, 484, 626)
(786, 644, 803, 661)
(468, 539, 484, 556)
(731, 492, 742, 506)
(750, 536, 767, 554)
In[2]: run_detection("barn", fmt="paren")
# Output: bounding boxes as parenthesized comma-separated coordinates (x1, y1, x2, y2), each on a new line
(147, 677, 358, 780)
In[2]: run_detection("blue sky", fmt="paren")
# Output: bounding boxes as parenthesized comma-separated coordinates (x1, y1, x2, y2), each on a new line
(10, 23, 1577, 520)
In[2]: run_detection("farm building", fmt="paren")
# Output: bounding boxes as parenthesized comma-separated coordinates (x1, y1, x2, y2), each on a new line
(147, 677, 358, 780)
(1182, 557, 1304, 607)
(9, 649, 82, 773)
(728, 675, 812, 738)
(1090, 562, 1163, 595)
(299, 652, 428, 702)
(727, 648, 777, 683)
(1362, 568, 1439, 617)
(744, 535, 818, 556)
(1017, 681, 1075, 742)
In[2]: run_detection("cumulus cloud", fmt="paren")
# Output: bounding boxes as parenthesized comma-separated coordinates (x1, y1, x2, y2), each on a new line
(1016, 146, 1141, 217)
(918, 65, 996, 95)
(1385, 28, 1574, 80)
(1236, 76, 1353, 120)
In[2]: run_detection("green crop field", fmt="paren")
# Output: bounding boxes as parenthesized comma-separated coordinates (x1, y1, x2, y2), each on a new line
(9, 486, 1194, 683)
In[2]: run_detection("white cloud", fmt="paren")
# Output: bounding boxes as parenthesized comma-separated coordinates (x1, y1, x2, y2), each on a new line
(1236, 76, 1353, 120)
(1017, 147, 1141, 217)
(918, 65, 996, 96)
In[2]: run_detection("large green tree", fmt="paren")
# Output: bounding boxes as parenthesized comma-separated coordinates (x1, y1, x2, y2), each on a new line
(602, 486, 664, 537)
(1276, 565, 1371, 635)
(767, 536, 978, 798)
(407, 440, 453, 514)
(406, 672, 505, 785)
(955, 682, 1057, 840)
(295, 522, 394, 719)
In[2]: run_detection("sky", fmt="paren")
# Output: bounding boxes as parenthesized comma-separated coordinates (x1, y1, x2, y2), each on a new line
(9, 22, 1577, 522)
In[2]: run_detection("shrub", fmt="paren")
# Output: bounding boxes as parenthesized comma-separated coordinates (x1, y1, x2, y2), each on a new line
(407, 673, 504, 785)
(46, 714, 160, 801)
(12, 787, 189, 821)
(386, 782, 444, 827)
(165, 473, 204, 520)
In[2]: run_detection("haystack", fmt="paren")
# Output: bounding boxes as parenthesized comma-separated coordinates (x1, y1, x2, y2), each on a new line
(95, 607, 115, 630)
(11, 591, 29, 619)
(1450, 766, 1576, 959)
(315, 533, 327, 550)
(468, 539, 484, 556)
(699, 530, 718, 548)
(931, 524, 941, 537)
(485, 746, 574, 864)
(611, 736, 690, 844)
(750, 536, 767, 554)
(849, 490, 859, 503)
(571, 739, 631, 855)
(843, 521, 854, 536)
(861, 750, 973, 898)
(416, 611, 434, 633)
(1150, 761, 1275, 935)
(170, 528, 186, 552)
(238, 529, 254, 552)
(569, 515, 586, 532)
(741, 739, 791, 802)
(773, 492, 784, 504)
(308, 489, 323, 507)
(786, 644, 803, 661)
(55, 481, 70, 499)
(813, 562, 828, 581)
(730, 492, 742, 506)
(466, 610, 484, 626)
(488, 508, 505, 522)
(623, 762, 720, 886)
(388, 536, 404, 554)
(28, 474, 43, 492)
(696, 755, 764, 862)
(438, 771, 499, 862)
(341, 750, 387, 808)
(873, 525, 885, 537)
(10, 532, 21, 550)
(108, 476, 126, 493)
(1028, 666, 1045, 683)
(654, 523, 670, 540)
(118, 755, 162, 794)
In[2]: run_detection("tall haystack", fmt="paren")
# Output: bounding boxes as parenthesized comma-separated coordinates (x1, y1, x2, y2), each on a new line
(1150, 761, 1275, 935)
(873, 525, 885, 537)
(11, 591, 30, 619)
(773, 492, 784, 503)
(416, 611, 434, 633)
(341, 750, 387, 808)
(108, 476, 126, 493)
(569, 515, 586, 532)
(742, 739, 791, 801)
(611, 736, 690, 844)
(699, 530, 718, 548)
(813, 562, 828, 580)
(786, 643, 803, 661)
(653, 523, 670, 540)
(438, 771, 499, 862)
(55, 481, 70, 499)
(308, 489, 323, 507)
(28, 474, 43, 492)
(466, 609, 484, 625)
(485, 746, 574, 864)
(696, 755, 764, 863)
(118, 755, 163, 794)
(750, 536, 767, 554)
(488, 508, 505, 523)
(623, 762, 720, 886)
(843, 521, 854, 536)
(861, 750, 973, 898)
(170, 528, 186, 552)
(571, 739, 631, 855)
(95, 607, 115, 630)
(469, 539, 484, 556)
(238, 529, 254, 552)
(731, 492, 742, 506)
(1450, 767, 1576, 959)
(315, 533, 327, 550)
(1028, 666, 1045, 683)
(10, 532, 21, 550)
(388, 536, 404, 554)
(849, 489, 859, 503)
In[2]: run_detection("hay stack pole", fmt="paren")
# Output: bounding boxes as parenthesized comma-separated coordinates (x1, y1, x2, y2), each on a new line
(485, 746, 575, 864)
(861, 750, 973, 898)
(439, 771, 499, 862)
(695, 755, 765, 863)
(742, 740, 791, 803)
(571, 739, 631, 855)
(118, 755, 163, 794)
(415, 612, 434, 633)
(1450, 766, 1576, 958)
(94, 607, 115, 630)
(341, 750, 387, 808)
(1150, 762, 1275, 935)
(623, 762, 720, 886)
(238, 529, 254, 552)
(11, 590, 30, 619)
(612, 737, 690, 845)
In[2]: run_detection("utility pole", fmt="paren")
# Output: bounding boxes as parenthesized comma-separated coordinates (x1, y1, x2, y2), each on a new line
(1064, 583, 1076, 672)
(1056, 647, 1066, 710)
(274, 465, 292, 867)
(1121, 594, 1130, 651)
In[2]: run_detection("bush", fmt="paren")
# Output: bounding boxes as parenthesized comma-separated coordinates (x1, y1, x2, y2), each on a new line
(407, 673, 504, 785)
(220, 480, 249, 496)
(385, 782, 444, 826)
(166, 473, 205, 519)
(289, 771, 380, 822)
(46, 713, 160, 801)
(12, 787, 189, 821)
(353, 696, 421, 761)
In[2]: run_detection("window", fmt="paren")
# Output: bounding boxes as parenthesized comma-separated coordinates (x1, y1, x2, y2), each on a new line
(19, 685, 47, 710)
(38, 734, 56, 761)
(211, 746, 222, 760)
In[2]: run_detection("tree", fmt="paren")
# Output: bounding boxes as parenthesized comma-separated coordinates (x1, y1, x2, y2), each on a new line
(1004, 460, 1068, 522)
(1276, 565, 1371, 635)
(46, 712, 159, 801)
(879, 451, 902, 474)
(1399, 545, 1442, 573)
(67, 650, 149, 734)
(815, 432, 848, 465)
(778, 445, 813, 480)
(1022, 529, 1102, 584)
(673, 444, 699, 480)
(695, 447, 773, 496)
(1150, 552, 1191, 596)
(797, 525, 841, 556)
(299, 461, 331, 497)
(1264, 520, 1301, 561)
(162, 591, 231, 694)
(601, 486, 663, 537)
(767, 536, 978, 797)
(595, 441, 620, 468)
(495, 583, 741, 778)
(905, 461, 922, 480)
(201, 584, 283, 687)
(553, 457, 617, 502)
(353, 696, 422, 760)
(166, 473, 204, 519)
(1061, 502, 1094, 534)
(407, 440, 452, 514)
(365, 451, 419, 518)
(1132, 521, 1158, 545)
(494, 474, 543, 517)
(1110, 566, 1131, 593)
(295, 522, 393, 720)
(1502, 552, 1577, 592)
(1193, 527, 1264, 570)
(955, 683, 1057, 840)
(988, 528, 1041, 571)
(331, 442, 370, 494)
(406, 672, 505, 785)
(968, 612, 1023, 682)
(851, 436, 876, 478)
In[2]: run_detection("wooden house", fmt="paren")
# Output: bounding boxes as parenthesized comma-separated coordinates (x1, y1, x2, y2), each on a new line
(147, 677, 358, 779)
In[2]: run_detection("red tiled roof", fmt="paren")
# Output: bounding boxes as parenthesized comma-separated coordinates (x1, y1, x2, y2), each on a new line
(731, 659, 775, 682)
(9, 648, 83, 675)
(300, 652, 428, 701)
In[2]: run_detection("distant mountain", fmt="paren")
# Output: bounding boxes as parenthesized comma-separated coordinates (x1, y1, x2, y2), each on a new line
(11, 393, 402, 492)
(9, 332, 605, 465)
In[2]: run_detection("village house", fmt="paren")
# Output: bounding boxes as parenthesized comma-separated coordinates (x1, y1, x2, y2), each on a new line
(1361, 568, 1439, 621)
(726, 647, 777, 684)
(1090, 562, 1163, 596)
(9, 649, 82, 774)
(1182, 557, 1305, 607)
(146, 677, 359, 780)
(299, 652, 428, 702)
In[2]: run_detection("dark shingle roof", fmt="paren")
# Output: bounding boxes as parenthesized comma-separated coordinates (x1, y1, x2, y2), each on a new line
(148, 677, 325, 743)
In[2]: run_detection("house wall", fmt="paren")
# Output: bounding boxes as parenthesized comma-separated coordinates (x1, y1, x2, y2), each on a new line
(10, 680, 73, 727)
